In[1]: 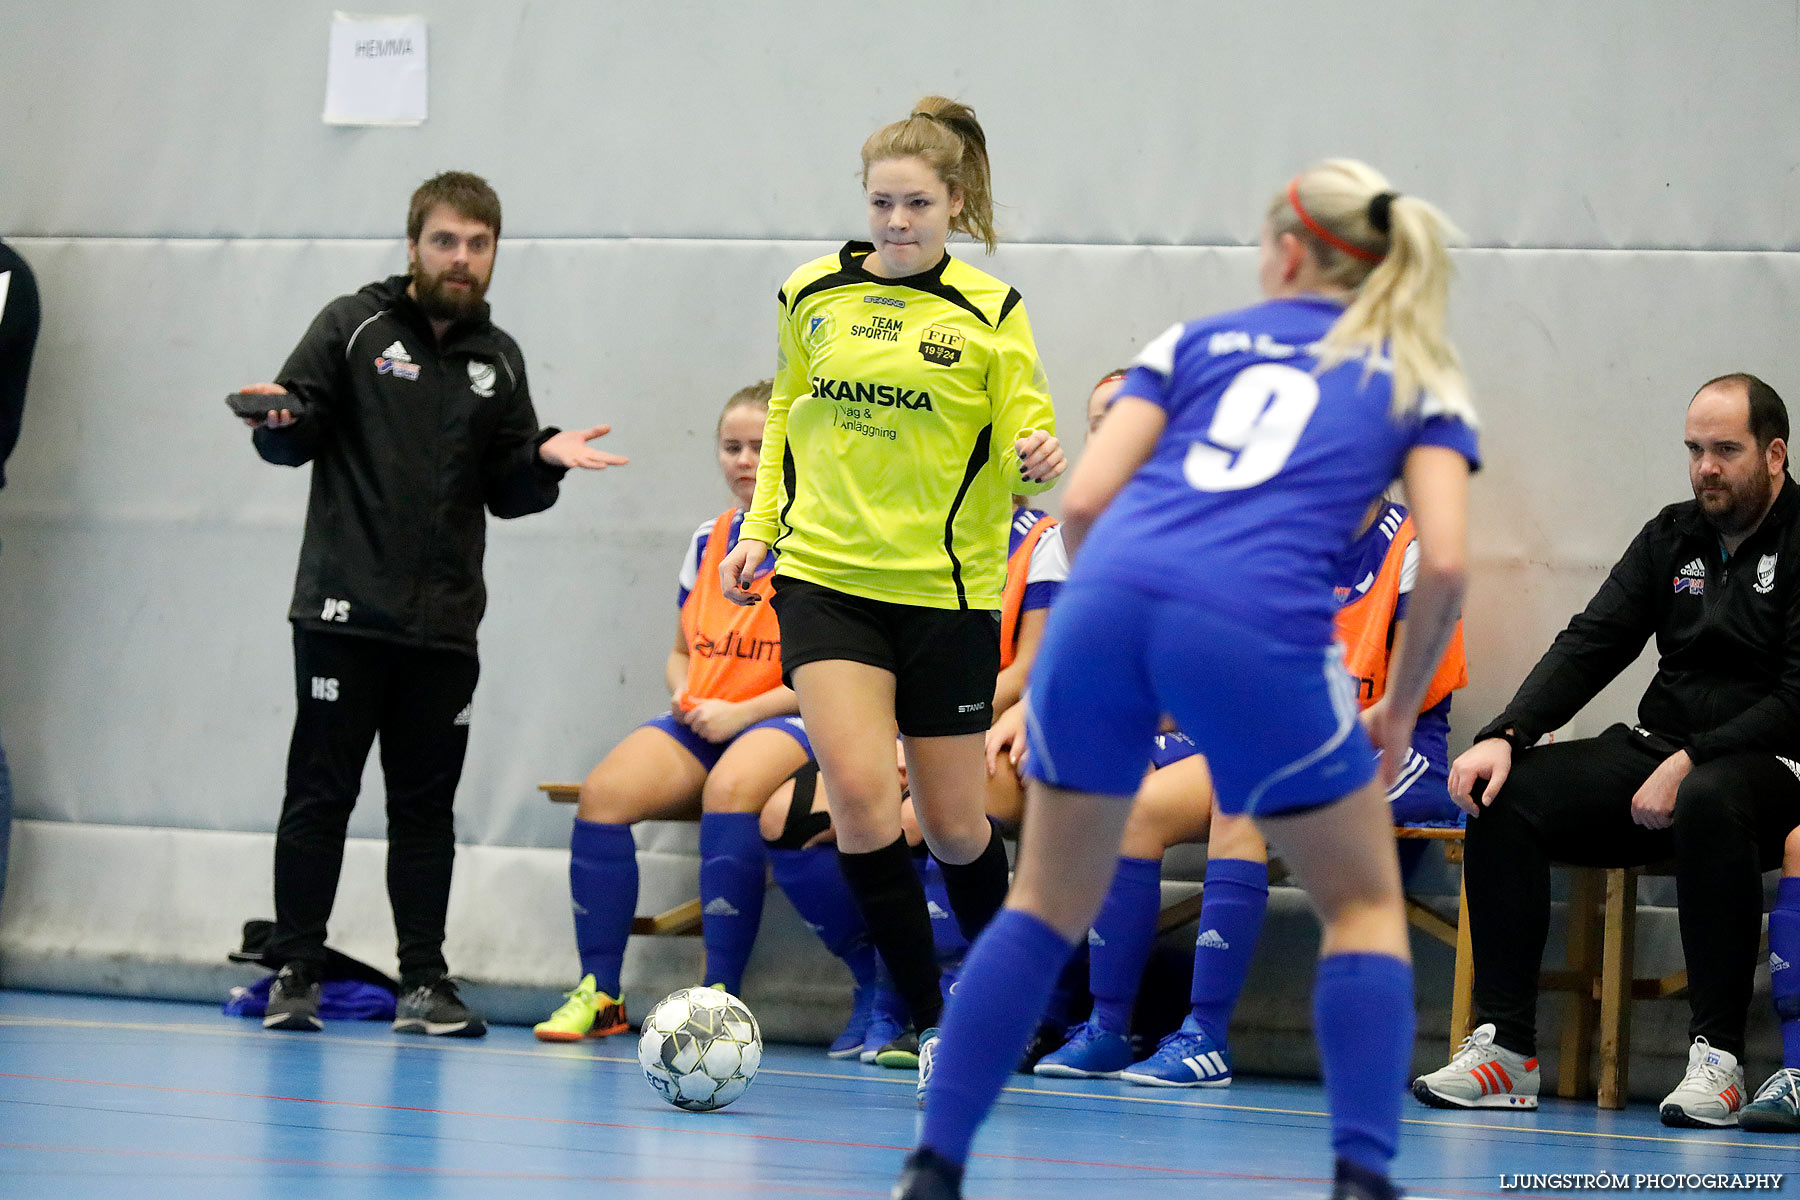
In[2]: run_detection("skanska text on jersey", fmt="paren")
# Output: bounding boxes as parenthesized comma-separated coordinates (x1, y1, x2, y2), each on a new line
(811, 377, 935, 411)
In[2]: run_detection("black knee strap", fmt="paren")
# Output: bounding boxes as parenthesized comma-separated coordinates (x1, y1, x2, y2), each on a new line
(764, 761, 832, 850)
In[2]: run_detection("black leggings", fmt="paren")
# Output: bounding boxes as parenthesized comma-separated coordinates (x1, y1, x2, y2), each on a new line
(1464, 723, 1800, 1058)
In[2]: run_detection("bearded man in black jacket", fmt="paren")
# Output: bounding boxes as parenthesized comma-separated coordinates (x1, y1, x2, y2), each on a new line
(236, 171, 626, 1037)
(1411, 373, 1800, 1128)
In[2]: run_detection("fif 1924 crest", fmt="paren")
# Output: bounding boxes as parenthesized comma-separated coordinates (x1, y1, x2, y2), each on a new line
(919, 325, 964, 366)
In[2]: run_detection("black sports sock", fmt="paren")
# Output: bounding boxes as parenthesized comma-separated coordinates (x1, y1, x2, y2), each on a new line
(934, 823, 1010, 943)
(838, 835, 943, 1029)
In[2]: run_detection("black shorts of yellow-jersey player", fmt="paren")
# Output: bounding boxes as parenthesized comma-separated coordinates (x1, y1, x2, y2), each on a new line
(772, 576, 1001, 738)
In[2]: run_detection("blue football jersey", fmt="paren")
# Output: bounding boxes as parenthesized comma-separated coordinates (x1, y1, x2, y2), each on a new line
(1072, 296, 1480, 644)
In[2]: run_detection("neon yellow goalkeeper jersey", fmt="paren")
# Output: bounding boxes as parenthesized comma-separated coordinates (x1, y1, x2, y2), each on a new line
(741, 242, 1056, 611)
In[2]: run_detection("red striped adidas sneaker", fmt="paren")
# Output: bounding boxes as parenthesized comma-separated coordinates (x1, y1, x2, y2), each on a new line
(1659, 1037, 1745, 1128)
(1411, 1023, 1540, 1110)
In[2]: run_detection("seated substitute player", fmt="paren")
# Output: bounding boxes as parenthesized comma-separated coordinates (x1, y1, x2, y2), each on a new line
(535, 381, 811, 1042)
(760, 499, 1069, 1059)
(1085, 369, 1128, 436)
(1024, 494, 1466, 1081)
(1413, 373, 1800, 1128)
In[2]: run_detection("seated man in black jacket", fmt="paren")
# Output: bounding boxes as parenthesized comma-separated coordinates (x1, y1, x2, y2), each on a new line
(1414, 372, 1800, 1127)
(235, 171, 626, 1037)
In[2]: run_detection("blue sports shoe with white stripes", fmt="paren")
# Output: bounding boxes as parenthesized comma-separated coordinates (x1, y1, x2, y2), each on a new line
(1119, 1014, 1232, 1087)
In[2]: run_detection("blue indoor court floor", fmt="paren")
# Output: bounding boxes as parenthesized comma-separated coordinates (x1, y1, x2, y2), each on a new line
(0, 991, 1791, 1199)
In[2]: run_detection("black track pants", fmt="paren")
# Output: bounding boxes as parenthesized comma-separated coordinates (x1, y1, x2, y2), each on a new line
(266, 629, 479, 979)
(1464, 723, 1800, 1059)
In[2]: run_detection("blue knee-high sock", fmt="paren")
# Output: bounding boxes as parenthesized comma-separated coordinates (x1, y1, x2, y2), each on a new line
(920, 856, 971, 964)
(1088, 857, 1163, 1032)
(700, 812, 768, 995)
(769, 846, 878, 988)
(570, 818, 638, 996)
(1772, 878, 1800, 1068)
(921, 910, 1076, 1168)
(1315, 953, 1414, 1176)
(1188, 858, 1270, 1046)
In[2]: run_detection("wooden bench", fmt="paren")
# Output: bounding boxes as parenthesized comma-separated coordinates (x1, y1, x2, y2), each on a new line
(540, 783, 703, 936)
(1393, 826, 1476, 1048)
(541, 781, 1254, 939)
(1427, 844, 1693, 1111)
(1538, 863, 1690, 1109)
(540, 784, 1475, 1005)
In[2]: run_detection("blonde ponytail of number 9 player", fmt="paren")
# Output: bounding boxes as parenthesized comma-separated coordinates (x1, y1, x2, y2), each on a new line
(1271, 160, 1476, 427)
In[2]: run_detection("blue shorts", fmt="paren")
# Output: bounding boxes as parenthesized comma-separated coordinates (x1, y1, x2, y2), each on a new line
(1024, 582, 1374, 817)
(641, 711, 812, 772)
(1151, 725, 1458, 822)
(1149, 730, 1200, 771)
(1386, 721, 1460, 827)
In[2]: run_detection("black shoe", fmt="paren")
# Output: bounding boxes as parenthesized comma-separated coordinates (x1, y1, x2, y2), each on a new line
(874, 1026, 921, 1069)
(892, 1147, 962, 1200)
(1330, 1158, 1401, 1200)
(263, 962, 323, 1032)
(393, 974, 487, 1038)
(1016, 1018, 1065, 1074)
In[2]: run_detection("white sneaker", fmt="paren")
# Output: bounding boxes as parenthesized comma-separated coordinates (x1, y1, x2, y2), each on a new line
(1411, 1023, 1539, 1110)
(915, 1026, 940, 1110)
(1659, 1037, 1745, 1128)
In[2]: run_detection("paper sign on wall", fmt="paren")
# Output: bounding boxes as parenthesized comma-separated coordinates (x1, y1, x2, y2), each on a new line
(322, 12, 428, 126)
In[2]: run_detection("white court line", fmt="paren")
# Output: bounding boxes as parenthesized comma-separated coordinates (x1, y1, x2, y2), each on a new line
(0, 1012, 1777, 1151)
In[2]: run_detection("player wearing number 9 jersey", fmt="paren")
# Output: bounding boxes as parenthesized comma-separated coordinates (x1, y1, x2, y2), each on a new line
(898, 160, 1480, 1200)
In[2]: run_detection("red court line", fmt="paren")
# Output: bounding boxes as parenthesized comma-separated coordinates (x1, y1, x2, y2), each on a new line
(0, 1070, 1315, 1184)
(0, 1071, 1572, 1197)
(0, 1141, 880, 1193)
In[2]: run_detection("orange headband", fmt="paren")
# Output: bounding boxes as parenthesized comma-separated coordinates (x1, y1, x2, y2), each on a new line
(1286, 177, 1384, 264)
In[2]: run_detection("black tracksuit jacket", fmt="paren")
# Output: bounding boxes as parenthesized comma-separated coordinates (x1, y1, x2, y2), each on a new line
(1477, 475, 1800, 764)
(0, 239, 39, 489)
(253, 275, 566, 655)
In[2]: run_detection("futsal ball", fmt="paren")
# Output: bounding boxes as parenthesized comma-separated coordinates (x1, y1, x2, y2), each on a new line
(637, 986, 763, 1112)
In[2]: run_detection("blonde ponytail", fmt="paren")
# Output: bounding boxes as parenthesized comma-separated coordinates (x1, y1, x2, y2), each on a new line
(1270, 160, 1475, 425)
(861, 95, 998, 253)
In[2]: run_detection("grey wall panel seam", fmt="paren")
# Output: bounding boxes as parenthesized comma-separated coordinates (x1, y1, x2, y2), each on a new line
(9, 235, 1800, 256)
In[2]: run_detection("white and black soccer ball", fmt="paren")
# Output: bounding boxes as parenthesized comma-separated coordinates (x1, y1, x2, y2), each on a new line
(637, 986, 763, 1112)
